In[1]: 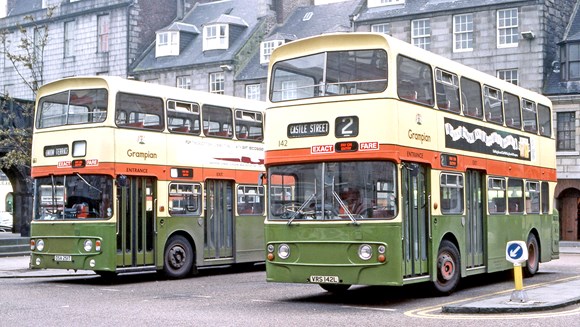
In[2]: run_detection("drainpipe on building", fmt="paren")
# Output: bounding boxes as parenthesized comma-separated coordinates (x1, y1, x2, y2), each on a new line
(126, 0, 135, 78)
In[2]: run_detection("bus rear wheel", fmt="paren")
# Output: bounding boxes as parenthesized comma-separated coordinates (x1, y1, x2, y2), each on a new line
(433, 240, 460, 294)
(524, 234, 539, 277)
(163, 235, 194, 279)
(319, 283, 351, 293)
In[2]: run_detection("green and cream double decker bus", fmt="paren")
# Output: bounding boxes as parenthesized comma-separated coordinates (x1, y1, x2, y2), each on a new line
(264, 33, 559, 293)
(30, 76, 266, 278)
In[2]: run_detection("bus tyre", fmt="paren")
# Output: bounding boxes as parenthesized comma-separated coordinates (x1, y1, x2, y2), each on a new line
(96, 271, 117, 280)
(524, 234, 539, 277)
(163, 235, 194, 279)
(319, 283, 351, 293)
(434, 240, 460, 294)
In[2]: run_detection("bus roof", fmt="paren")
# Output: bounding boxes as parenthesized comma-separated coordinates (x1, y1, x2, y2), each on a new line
(38, 76, 265, 111)
(268, 32, 551, 107)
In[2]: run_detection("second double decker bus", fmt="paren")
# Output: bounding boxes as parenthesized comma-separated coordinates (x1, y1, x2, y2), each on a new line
(264, 33, 559, 293)
(29, 76, 265, 278)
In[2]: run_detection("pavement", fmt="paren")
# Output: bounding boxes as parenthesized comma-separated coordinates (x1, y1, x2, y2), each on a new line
(0, 237, 578, 314)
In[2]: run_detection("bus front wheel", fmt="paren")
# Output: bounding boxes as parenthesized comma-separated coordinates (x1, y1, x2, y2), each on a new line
(163, 235, 194, 279)
(433, 240, 460, 294)
(524, 234, 539, 277)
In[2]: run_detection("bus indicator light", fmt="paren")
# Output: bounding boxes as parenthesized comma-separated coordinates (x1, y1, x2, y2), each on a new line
(440, 154, 458, 168)
(336, 141, 358, 153)
(71, 160, 86, 168)
(171, 168, 194, 178)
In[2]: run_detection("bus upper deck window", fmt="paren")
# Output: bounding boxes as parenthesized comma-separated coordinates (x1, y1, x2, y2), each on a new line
(537, 104, 552, 137)
(504, 92, 521, 129)
(397, 55, 434, 106)
(435, 69, 460, 113)
(461, 77, 483, 119)
(522, 99, 537, 133)
(483, 86, 503, 124)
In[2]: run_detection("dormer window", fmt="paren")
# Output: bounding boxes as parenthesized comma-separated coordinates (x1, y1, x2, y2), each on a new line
(156, 31, 179, 57)
(560, 42, 580, 81)
(203, 24, 229, 51)
(260, 40, 284, 64)
(368, 0, 405, 8)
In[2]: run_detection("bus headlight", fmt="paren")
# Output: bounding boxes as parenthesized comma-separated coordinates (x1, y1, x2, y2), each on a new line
(278, 244, 290, 260)
(83, 239, 93, 252)
(358, 244, 372, 261)
(36, 239, 45, 252)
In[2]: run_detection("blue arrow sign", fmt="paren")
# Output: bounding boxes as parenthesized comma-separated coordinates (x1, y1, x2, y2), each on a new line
(507, 243, 523, 259)
(506, 241, 528, 264)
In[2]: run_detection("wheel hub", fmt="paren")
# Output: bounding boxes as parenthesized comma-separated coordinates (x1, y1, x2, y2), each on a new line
(169, 246, 186, 268)
(438, 253, 455, 281)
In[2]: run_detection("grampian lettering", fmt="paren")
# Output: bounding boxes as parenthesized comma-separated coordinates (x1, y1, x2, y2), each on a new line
(408, 130, 432, 143)
(127, 149, 158, 160)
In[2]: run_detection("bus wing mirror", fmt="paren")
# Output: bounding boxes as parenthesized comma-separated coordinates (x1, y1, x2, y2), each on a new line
(116, 175, 128, 187)
(258, 172, 266, 186)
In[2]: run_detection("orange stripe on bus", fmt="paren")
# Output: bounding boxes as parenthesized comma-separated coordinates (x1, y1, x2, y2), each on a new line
(32, 162, 264, 184)
(265, 144, 556, 181)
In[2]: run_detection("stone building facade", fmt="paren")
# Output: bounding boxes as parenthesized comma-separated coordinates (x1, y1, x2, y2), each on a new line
(0, 0, 190, 100)
(545, 0, 580, 241)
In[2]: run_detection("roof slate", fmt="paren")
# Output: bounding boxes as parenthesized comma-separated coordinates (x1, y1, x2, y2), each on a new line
(544, 1, 580, 95)
(132, 0, 262, 73)
(236, 0, 361, 81)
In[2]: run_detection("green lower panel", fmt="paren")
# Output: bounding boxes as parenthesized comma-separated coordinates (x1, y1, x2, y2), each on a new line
(29, 222, 117, 272)
(265, 223, 404, 286)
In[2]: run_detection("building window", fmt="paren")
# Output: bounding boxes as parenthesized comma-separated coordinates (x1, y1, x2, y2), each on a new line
(368, 0, 405, 8)
(281, 81, 297, 100)
(209, 72, 224, 94)
(156, 31, 179, 57)
(561, 43, 580, 80)
(245, 84, 260, 100)
(260, 40, 284, 64)
(371, 23, 390, 34)
(64, 21, 75, 57)
(497, 69, 518, 85)
(203, 24, 228, 51)
(177, 76, 191, 89)
(557, 112, 576, 151)
(453, 14, 473, 52)
(412, 19, 431, 50)
(97, 14, 109, 53)
(497, 8, 519, 48)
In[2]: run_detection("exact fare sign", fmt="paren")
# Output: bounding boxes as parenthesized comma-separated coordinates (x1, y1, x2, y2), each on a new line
(311, 142, 379, 154)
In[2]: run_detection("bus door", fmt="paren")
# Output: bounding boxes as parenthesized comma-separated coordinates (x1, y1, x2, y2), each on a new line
(465, 170, 484, 268)
(402, 162, 430, 278)
(116, 176, 156, 268)
(204, 179, 234, 260)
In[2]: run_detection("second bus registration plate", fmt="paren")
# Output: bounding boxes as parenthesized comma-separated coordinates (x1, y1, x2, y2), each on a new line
(309, 275, 339, 283)
(54, 255, 72, 262)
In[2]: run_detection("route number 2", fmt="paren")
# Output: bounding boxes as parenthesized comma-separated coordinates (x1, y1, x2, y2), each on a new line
(335, 116, 359, 138)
